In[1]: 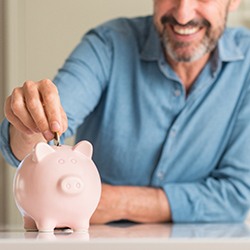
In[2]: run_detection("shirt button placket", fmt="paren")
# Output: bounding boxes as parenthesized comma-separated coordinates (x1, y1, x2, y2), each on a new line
(170, 129, 176, 137)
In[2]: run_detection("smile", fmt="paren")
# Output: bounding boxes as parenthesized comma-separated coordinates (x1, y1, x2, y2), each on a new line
(173, 25, 201, 35)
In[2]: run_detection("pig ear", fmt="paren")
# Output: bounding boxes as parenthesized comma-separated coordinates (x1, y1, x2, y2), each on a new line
(73, 140, 93, 158)
(32, 142, 55, 163)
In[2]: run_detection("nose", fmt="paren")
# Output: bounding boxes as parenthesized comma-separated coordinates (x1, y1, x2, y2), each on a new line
(60, 176, 84, 194)
(173, 0, 197, 25)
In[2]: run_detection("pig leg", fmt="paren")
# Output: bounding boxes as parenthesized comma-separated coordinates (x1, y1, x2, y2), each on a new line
(23, 215, 38, 231)
(36, 219, 56, 232)
(71, 220, 90, 232)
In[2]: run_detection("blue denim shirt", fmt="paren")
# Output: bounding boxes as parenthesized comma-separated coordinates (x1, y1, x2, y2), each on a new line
(1, 16, 250, 222)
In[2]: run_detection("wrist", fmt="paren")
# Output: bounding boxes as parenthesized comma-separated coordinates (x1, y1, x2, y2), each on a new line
(157, 188, 172, 222)
(115, 186, 129, 220)
(9, 124, 45, 160)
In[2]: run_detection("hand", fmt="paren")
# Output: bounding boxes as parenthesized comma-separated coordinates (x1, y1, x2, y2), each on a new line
(4, 79, 68, 141)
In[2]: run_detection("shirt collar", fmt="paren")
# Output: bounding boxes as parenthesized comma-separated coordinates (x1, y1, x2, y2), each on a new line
(140, 18, 162, 61)
(217, 28, 244, 62)
(140, 19, 245, 64)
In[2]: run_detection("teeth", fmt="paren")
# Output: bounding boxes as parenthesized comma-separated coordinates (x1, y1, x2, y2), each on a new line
(173, 26, 199, 35)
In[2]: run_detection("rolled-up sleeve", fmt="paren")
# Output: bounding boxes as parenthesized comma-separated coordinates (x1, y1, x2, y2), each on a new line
(163, 82, 250, 223)
(0, 119, 20, 167)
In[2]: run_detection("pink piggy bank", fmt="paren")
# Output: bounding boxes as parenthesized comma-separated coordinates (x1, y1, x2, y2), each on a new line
(13, 140, 101, 232)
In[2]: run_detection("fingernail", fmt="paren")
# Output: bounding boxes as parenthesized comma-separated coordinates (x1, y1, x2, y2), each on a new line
(43, 130, 54, 141)
(51, 121, 60, 132)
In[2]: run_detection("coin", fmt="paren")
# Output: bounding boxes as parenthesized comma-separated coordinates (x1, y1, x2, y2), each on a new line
(54, 132, 61, 146)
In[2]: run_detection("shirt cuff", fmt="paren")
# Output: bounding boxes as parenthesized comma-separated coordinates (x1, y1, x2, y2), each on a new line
(0, 119, 21, 167)
(163, 183, 202, 223)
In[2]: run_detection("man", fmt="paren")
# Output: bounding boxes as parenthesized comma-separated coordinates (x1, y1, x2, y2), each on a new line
(1, 0, 249, 223)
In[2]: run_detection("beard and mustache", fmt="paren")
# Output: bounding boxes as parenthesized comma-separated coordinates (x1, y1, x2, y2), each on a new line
(159, 15, 226, 62)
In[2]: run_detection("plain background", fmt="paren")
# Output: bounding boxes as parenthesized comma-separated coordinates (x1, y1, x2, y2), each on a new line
(0, 0, 250, 227)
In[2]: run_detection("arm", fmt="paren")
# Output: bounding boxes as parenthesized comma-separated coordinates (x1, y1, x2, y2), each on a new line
(91, 78, 250, 224)
(0, 26, 111, 164)
(91, 102, 250, 224)
(163, 82, 250, 222)
(91, 184, 171, 224)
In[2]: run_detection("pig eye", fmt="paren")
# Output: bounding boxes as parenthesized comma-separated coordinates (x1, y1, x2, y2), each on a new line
(71, 159, 77, 164)
(58, 159, 65, 164)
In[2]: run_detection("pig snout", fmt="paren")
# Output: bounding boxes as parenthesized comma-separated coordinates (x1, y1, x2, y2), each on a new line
(60, 176, 84, 194)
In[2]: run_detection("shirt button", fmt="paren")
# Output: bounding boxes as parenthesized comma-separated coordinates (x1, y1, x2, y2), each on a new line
(170, 129, 176, 137)
(174, 89, 181, 97)
(157, 171, 165, 180)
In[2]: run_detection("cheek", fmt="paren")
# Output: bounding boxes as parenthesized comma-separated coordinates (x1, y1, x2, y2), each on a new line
(205, 12, 227, 34)
(199, 2, 229, 26)
(153, 1, 170, 32)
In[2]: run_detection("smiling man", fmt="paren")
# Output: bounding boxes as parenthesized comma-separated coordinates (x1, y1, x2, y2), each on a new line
(153, 0, 240, 90)
(1, 0, 250, 224)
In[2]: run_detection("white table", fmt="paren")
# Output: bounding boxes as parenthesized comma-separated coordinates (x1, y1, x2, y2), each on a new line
(1, 222, 250, 250)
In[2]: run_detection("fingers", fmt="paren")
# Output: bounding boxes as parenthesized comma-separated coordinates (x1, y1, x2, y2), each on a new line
(4, 95, 34, 135)
(37, 80, 62, 133)
(4, 79, 68, 141)
(23, 80, 54, 139)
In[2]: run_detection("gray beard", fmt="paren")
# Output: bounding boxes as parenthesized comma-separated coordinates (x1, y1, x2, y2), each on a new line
(161, 28, 218, 63)
(161, 24, 225, 63)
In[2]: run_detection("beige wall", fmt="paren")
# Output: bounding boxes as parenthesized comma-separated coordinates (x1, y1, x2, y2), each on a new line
(1, 0, 250, 226)
(228, 0, 250, 27)
(0, 0, 6, 225)
(5, 0, 152, 92)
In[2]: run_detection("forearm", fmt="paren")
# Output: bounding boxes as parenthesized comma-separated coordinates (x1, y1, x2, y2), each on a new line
(122, 186, 171, 223)
(10, 124, 46, 161)
(91, 184, 171, 224)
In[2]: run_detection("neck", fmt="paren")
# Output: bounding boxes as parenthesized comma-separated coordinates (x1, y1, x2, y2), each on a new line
(167, 53, 210, 93)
